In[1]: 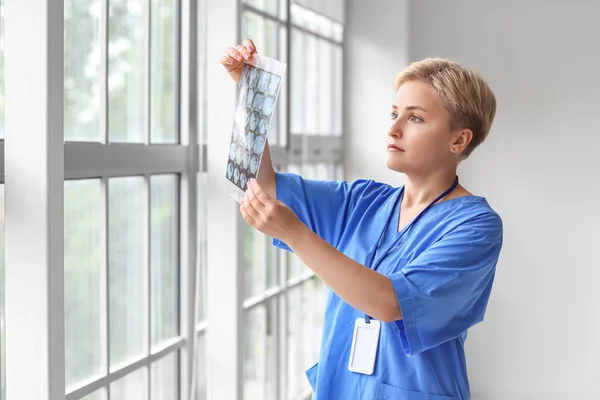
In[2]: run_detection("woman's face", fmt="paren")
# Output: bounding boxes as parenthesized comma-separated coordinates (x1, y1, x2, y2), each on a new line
(386, 80, 468, 175)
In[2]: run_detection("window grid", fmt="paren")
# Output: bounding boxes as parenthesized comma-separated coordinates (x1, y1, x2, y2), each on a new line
(62, 0, 191, 398)
(0, 0, 343, 399)
(65, 174, 184, 400)
(239, 2, 344, 399)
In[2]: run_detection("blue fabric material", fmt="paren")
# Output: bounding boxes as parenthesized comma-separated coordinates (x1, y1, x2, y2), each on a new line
(273, 172, 503, 400)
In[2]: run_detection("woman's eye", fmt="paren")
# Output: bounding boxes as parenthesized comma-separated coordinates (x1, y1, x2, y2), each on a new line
(409, 115, 423, 123)
(390, 112, 398, 121)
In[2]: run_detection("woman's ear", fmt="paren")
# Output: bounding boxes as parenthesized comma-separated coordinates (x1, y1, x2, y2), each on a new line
(451, 128, 473, 154)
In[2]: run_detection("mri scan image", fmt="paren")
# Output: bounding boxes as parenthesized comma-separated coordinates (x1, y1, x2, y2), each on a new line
(233, 167, 240, 185)
(226, 61, 284, 192)
(253, 135, 265, 155)
(249, 112, 259, 131)
(262, 97, 275, 116)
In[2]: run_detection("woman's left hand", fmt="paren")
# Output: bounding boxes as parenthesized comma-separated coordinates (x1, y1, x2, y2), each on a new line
(240, 179, 305, 243)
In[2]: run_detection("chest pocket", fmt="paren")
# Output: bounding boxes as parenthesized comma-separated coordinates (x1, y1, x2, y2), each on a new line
(375, 383, 458, 400)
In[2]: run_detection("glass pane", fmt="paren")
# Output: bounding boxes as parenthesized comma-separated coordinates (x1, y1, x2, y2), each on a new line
(277, 26, 288, 145)
(0, 0, 5, 139)
(311, 277, 327, 361)
(335, 163, 343, 180)
(266, 239, 277, 289)
(109, 0, 148, 143)
(290, 29, 304, 134)
(64, 180, 103, 388)
(304, 34, 317, 135)
(243, 223, 266, 299)
(301, 281, 317, 365)
(196, 174, 208, 323)
(195, 333, 207, 400)
(81, 389, 106, 400)
(64, 0, 102, 141)
(243, 0, 277, 16)
(265, 301, 277, 400)
(0, 185, 5, 400)
(151, 352, 178, 400)
(243, 305, 266, 400)
(197, 0, 208, 145)
(318, 40, 333, 135)
(151, 175, 179, 347)
(286, 286, 304, 398)
(109, 177, 146, 367)
(111, 367, 148, 400)
(242, 12, 264, 57)
(265, 19, 279, 145)
(150, 0, 177, 143)
(278, 0, 287, 20)
(333, 45, 343, 136)
(302, 163, 316, 179)
(315, 163, 327, 180)
(286, 252, 303, 282)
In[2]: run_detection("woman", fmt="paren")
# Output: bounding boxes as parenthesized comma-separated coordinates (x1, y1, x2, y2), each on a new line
(221, 39, 502, 400)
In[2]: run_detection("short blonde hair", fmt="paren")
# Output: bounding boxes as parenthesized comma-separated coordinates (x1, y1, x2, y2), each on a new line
(395, 58, 496, 158)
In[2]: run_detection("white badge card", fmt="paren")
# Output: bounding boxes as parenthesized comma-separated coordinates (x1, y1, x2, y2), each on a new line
(348, 318, 380, 375)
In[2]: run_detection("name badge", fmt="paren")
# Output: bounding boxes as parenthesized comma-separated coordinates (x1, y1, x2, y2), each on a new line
(348, 318, 380, 375)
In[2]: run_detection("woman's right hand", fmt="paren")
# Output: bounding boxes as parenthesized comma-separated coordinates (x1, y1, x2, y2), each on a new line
(220, 39, 258, 84)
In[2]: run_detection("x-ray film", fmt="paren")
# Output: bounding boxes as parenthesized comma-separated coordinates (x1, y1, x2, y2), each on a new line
(226, 55, 286, 203)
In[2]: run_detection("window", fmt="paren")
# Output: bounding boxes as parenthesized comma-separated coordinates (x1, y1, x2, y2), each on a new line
(0, 0, 6, 397)
(240, 1, 344, 397)
(194, 0, 209, 398)
(3, 0, 341, 398)
(64, 175, 182, 398)
(0, 185, 5, 400)
(62, 0, 201, 398)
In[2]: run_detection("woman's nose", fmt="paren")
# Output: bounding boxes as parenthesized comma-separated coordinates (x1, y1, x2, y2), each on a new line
(388, 122, 402, 138)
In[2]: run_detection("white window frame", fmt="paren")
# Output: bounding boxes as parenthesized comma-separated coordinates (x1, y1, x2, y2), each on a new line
(2, 0, 344, 399)
(213, 1, 346, 400)
(4, 0, 204, 399)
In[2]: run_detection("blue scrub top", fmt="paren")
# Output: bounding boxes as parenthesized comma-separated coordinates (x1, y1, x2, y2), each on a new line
(273, 172, 503, 400)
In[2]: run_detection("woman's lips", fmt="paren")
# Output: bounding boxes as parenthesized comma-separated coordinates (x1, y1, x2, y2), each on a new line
(387, 144, 405, 152)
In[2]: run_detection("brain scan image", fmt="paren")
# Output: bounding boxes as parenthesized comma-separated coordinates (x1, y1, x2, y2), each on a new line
(262, 97, 275, 116)
(246, 132, 255, 150)
(258, 117, 268, 135)
(233, 167, 240, 184)
(229, 143, 236, 160)
(250, 67, 259, 87)
(253, 135, 265, 155)
(251, 92, 264, 112)
(246, 88, 254, 108)
(236, 145, 244, 164)
(250, 155, 259, 174)
(228, 60, 285, 195)
(268, 75, 281, 96)
(249, 112, 259, 131)
(243, 150, 250, 169)
(258, 70, 270, 92)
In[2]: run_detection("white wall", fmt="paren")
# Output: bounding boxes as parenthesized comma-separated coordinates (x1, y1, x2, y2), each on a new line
(346, 0, 600, 398)
(344, 0, 409, 184)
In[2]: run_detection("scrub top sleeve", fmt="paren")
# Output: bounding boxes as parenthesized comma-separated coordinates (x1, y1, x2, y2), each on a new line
(272, 172, 376, 251)
(388, 212, 503, 356)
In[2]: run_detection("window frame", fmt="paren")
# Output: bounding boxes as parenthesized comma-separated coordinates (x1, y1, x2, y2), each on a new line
(238, 1, 345, 399)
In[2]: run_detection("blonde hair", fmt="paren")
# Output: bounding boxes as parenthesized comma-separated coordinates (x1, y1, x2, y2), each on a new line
(395, 58, 496, 158)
